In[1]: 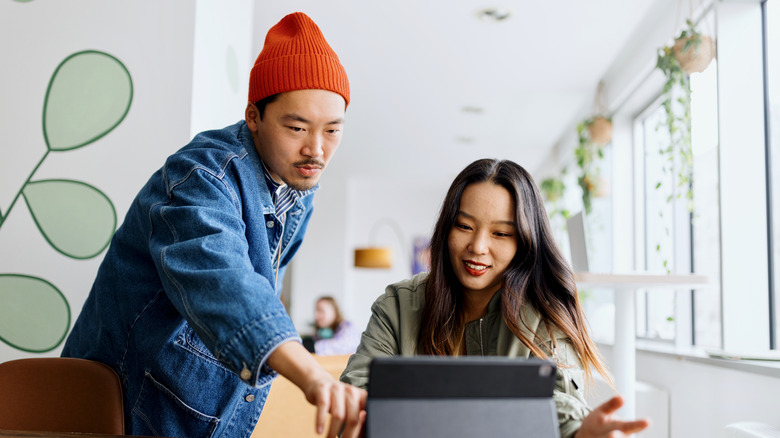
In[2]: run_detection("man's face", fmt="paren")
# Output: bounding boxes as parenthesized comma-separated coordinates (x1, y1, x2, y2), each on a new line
(246, 89, 346, 191)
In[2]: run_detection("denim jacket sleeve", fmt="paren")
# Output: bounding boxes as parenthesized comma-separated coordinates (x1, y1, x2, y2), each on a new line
(148, 158, 300, 387)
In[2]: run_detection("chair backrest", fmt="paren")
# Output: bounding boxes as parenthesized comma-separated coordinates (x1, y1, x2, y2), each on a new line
(252, 354, 351, 438)
(0, 357, 124, 434)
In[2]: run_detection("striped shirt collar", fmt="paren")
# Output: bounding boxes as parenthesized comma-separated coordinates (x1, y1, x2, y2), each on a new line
(260, 161, 315, 219)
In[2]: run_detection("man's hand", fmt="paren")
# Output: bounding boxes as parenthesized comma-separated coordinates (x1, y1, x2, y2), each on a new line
(267, 340, 366, 438)
(301, 371, 366, 438)
(575, 396, 650, 438)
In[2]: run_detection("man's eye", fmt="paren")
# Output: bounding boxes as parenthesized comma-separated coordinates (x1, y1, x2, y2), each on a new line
(288, 126, 304, 132)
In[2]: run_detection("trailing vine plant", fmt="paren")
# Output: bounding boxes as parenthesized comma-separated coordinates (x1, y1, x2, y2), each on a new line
(653, 18, 713, 272)
(575, 117, 607, 215)
(540, 174, 570, 221)
(655, 19, 701, 213)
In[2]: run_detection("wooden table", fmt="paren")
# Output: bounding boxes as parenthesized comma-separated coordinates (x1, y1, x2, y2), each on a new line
(575, 272, 709, 420)
(0, 431, 159, 437)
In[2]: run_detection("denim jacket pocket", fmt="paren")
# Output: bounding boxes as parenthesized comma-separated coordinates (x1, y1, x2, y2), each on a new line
(174, 322, 231, 372)
(131, 371, 219, 438)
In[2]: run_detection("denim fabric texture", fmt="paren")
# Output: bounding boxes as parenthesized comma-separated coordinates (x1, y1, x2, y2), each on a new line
(62, 121, 312, 438)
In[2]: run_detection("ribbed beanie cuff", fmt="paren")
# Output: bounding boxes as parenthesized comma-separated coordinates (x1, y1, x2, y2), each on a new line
(249, 12, 350, 107)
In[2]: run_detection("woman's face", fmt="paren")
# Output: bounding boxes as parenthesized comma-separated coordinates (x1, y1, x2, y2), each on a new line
(448, 181, 518, 298)
(315, 300, 337, 328)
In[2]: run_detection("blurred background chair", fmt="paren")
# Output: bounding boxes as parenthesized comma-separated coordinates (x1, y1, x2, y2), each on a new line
(252, 354, 351, 438)
(0, 357, 124, 434)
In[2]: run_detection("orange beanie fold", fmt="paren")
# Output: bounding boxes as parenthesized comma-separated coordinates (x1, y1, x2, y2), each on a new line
(249, 12, 350, 106)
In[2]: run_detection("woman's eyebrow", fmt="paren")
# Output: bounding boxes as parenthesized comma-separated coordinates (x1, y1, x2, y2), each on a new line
(457, 210, 514, 226)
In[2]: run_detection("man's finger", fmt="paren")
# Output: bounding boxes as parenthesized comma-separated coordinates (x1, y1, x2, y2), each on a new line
(340, 386, 363, 438)
(327, 384, 346, 438)
(315, 388, 330, 435)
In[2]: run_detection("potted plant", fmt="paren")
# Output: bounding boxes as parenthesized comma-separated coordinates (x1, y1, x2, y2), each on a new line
(587, 115, 613, 146)
(672, 19, 715, 75)
(540, 175, 570, 221)
(575, 117, 609, 215)
(655, 18, 710, 213)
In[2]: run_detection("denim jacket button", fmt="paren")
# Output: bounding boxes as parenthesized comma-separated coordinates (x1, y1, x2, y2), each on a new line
(266, 221, 275, 228)
(245, 394, 255, 402)
(240, 367, 252, 381)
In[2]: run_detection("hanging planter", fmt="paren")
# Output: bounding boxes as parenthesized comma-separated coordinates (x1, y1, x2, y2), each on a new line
(540, 175, 570, 221)
(575, 119, 606, 215)
(587, 116, 613, 146)
(672, 21, 714, 75)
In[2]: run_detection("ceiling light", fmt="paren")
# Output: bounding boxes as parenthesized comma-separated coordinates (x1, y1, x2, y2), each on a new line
(461, 105, 484, 114)
(455, 136, 476, 144)
(476, 7, 511, 22)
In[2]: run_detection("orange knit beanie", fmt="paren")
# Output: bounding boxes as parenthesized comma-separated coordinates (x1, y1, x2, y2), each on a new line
(248, 12, 350, 107)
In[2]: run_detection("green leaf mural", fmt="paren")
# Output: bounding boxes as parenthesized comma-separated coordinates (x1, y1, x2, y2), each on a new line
(43, 50, 133, 151)
(0, 50, 132, 352)
(23, 179, 117, 259)
(0, 274, 70, 353)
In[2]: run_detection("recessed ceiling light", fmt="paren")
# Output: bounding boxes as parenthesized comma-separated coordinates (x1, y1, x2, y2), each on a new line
(461, 106, 484, 114)
(476, 7, 511, 22)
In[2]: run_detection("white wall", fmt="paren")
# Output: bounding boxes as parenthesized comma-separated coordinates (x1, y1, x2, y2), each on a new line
(0, 1, 195, 362)
(599, 345, 780, 438)
(190, 0, 255, 137)
(288, 175, 448, 334)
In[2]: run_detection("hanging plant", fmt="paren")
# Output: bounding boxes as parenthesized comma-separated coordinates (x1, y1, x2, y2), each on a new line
(540, 175, 570, 220)
(655, 18, 711, 213)
(575, 117, 608, 215)
(672, 19, 714, 75)
(588, 115, 613, 146)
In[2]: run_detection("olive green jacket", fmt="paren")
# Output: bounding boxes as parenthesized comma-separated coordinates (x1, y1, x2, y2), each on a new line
(340, 273, 592, 438)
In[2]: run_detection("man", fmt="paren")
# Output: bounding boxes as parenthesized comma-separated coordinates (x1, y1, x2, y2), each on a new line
(62, 12, 365, 438)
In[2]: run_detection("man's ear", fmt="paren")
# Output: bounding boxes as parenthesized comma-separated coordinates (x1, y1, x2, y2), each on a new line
(245, 102, 259, 132)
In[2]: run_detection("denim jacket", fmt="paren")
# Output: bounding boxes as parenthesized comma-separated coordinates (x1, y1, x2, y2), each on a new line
(62, 121, 314, 438)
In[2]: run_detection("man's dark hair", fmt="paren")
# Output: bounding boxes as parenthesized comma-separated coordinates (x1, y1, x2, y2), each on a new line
(255, 93, 280, 120)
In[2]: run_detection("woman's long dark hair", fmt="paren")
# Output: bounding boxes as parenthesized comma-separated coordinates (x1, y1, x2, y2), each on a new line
(418, 158, 609, 384)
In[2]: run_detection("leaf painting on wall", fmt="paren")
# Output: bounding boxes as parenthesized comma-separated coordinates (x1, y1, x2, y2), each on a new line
(0, 50, 132, 352)
(0, 274, 70, 353)
(23, 179, 117, 259)
(43, 50, 133, 151)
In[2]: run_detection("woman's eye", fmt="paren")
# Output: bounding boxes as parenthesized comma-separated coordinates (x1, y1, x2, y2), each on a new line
(494, 231, 513, 237)
(455, 223, 472, 231)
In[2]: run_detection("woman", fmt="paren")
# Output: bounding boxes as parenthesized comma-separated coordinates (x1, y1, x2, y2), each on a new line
(340, 159, 649, 437)
(314, 296, 361, 356)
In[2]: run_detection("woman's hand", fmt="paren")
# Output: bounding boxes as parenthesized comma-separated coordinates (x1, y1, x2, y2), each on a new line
(575, 396, 650, 437)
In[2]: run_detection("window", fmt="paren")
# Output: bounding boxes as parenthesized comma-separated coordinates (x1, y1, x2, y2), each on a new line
(633, 54, 721, 347)
(767, 0, 780, 348)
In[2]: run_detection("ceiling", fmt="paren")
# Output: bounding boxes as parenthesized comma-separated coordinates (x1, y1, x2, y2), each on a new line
(253, 0, 663, 185)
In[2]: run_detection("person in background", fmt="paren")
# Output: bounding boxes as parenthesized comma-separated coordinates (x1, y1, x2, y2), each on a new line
(340, 158, 650, 438)
(313, 296, 361, 355)
(62, 12, 365, 438)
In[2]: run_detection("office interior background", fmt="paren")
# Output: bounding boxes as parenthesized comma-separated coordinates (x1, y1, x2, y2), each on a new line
(1, 0, 779, 436)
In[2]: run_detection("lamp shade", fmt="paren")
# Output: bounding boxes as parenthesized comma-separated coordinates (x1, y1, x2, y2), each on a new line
(354, 247, 393, 268)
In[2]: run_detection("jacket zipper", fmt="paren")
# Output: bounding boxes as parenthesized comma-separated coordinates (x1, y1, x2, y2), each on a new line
(479, 318, 484, 356)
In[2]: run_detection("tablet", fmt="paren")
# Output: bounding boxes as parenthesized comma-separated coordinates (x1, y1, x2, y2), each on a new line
(366, 356, 560, 438)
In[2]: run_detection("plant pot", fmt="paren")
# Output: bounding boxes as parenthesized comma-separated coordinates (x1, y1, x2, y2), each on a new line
(594, 177, 610, 198)
(588, 116, 613, 145)
(673, 35, 714, 75)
